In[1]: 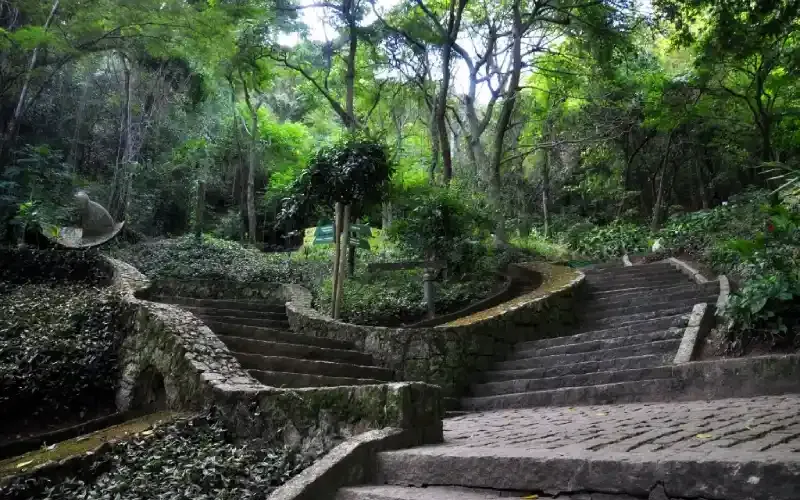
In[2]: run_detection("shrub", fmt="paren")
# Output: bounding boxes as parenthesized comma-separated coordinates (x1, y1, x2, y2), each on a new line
(387, 186, 491, 274)
(567, 222, 649, 260)
(114, 235, 326, 284)
(0, 415, 317, 500)
(0, 247, 111, 285)
(0, 285, 126, 424)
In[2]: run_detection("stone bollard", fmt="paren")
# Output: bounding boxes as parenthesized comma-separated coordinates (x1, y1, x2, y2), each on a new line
(423, 270, 435, 319)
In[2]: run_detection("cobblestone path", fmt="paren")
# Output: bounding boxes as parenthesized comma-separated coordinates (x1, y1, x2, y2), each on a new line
(444, 395, 800, 457)
(370, 395, 800, 499)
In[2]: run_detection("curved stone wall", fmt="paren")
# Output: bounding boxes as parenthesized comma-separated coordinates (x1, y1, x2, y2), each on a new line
(106, 257, 443, 449)
(284, 262, 585, 398)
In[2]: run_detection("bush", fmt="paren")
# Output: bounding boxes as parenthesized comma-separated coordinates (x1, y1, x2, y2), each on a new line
(0, 285, 126, 424)
(387, 185, 491, 274)
(0, 247, 111, 285)
(312, 270, 498, 326)
(567, 222, 649, 260)
(114, 235, 327, 284)
(0, 415, 317, 500)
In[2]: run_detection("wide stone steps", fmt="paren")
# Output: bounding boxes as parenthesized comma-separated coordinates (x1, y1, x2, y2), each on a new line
(204, 320, 354, 350)
(471, 365, 675, 396)
(181, 305, 287, 321)
(153, 295, 285, 314)
(218, 335, 373, 365)
(198, 314, 290, 329)
(461, 378, 677, 411)
(585, 273, 690, 292)
(579, 295, 716, 320)
(232, 352, 394, 381)
(482, 354, 666, 382)
(515, 314, 689, 351)
(497, 338, 679, 371)
(512, 327, 683, 358)
(248, 369, 384, 388)
(584, 262, 674, 277)
(575, 306, 693, 332)
(590, 283, 717, 307)
(337, 485, 515, 500)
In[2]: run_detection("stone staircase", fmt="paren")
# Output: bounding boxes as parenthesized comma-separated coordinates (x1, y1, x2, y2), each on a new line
(154, 296, 394, 387)
(459, 261, 719, 412)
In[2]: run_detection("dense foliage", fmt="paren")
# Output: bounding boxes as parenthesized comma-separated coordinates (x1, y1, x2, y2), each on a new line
(0, 285, 124, 426)
(0, 0, 797, 352)
(0, 416, 315, 500)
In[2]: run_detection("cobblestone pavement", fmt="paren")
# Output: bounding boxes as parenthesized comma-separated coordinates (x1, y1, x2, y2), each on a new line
(443, 395, 800, 456)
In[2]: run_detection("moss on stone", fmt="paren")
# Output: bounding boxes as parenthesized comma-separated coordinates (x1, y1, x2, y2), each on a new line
(0, 412, 181, 480)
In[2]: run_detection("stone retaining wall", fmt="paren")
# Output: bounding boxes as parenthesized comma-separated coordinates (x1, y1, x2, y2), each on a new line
(284, 262, 585, 399)
(107, 258, 443, 453)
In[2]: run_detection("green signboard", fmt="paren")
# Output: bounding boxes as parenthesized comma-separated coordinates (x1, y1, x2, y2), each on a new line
(312, 223, 371, 248)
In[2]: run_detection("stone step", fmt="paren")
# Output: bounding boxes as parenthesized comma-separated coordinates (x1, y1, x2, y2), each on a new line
(589, 282, 700, 299)
(337, 485, 517, 500)
(482, 354, 665, 383)
(154, 295, 286, 314)
(232, 352, 395, 381)
(498, 339, 679, 371)
(200, 314, 290, 329)
(205, 320, 355, 350)
(247, 369, 383, 388)
(583, 262, 673, 277)
(576, 306, 693, 332)
(460, 378, 677, 411)
(181, 305, 287, 321)
(579, 295, 717, 321)
(585, 269, 683, 284)
(375, 445, 793, 499)
(585, 273, 689, 292)
(219, 335, 373, 365)
(515, 315, 689, 352)
(471, 365, 675, 397)
(514, 327, 683, 358)
(590, 283, 717, 307)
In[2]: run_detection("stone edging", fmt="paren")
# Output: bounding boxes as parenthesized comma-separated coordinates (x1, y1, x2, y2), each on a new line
(673, 303, 715, 364)
(106, 257, 445, 448)
(666, 257, 709, 284)
(664, 257, 731, 364)
(267, 426, 440, 500)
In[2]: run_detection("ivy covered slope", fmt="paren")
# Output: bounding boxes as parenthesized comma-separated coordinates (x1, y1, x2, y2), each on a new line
(0, 415, 315, 500)
(0, 248, 126, 442)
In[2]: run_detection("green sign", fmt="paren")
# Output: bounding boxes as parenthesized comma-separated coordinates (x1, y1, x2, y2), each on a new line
(313, 224, 335, 245)
(312, 223, 371, 248)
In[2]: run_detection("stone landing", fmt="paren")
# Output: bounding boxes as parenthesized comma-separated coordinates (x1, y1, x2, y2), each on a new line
(343, 395, 800, 499)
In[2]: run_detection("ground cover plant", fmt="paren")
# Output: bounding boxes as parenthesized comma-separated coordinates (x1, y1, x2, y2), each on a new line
(0, 415, 318, 500)
(0, 248, 127, 443)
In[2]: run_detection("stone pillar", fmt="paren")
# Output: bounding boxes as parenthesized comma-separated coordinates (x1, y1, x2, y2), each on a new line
(423, 269, 435, 319)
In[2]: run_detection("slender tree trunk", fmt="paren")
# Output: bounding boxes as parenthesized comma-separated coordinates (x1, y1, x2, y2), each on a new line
(247, 111, 258, 243)
(651, 130, 675, 231)
(344, 0, 358, 132)
(108, 53, 133, 222)
(487, 0, 524, 244)
(542, 147, 551, 239)
(195, 180, 205, 240)
(0, 0, 59, 161)
(68, 75, 91, 169)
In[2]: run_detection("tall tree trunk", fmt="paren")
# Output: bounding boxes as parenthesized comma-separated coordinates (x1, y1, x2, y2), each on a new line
(0, 0, 59, 161)
(68, 74, 91, 169)
(487, 0, 524, 244)
(247, 110, 258, 243)
(344, 0, 358, 133)
(109, 53, 133, 222)
(542, 147, 551, 239)
(651, 131, 675, 232)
